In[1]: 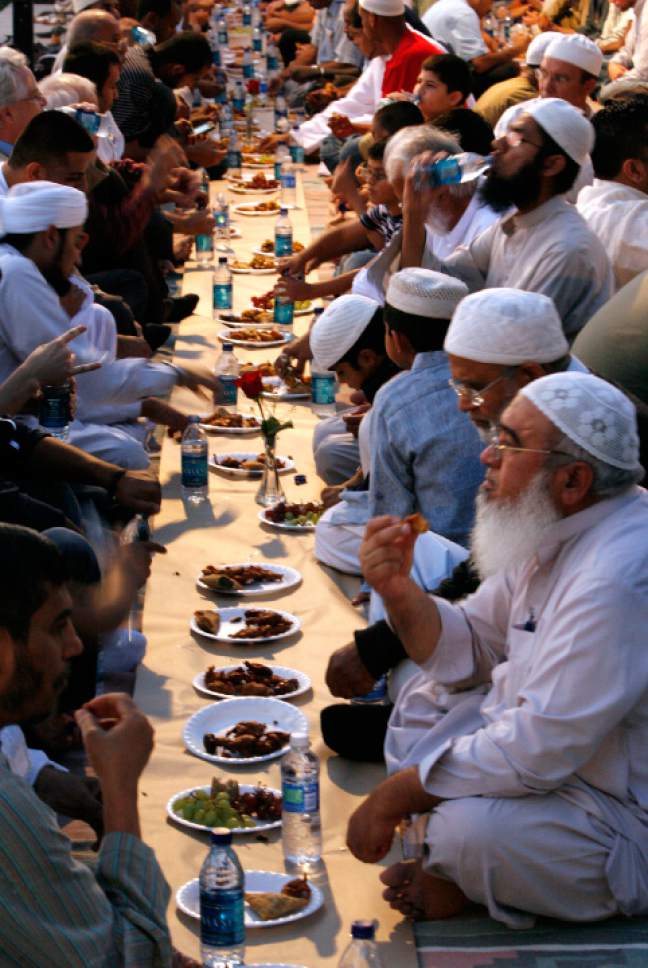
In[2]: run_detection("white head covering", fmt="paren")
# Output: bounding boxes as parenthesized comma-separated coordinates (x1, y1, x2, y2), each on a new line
(386, 268, 468, 319)
(359, 0, 405, 16)
(544, 33, 603, 78)
(310, 294, 380, 370)
(444, 289, 569, 365)
(522, 97, 594, 165)
(521, 372, 641, 471)
(0, 181, 88, 235)
(525, 31, 560, 67)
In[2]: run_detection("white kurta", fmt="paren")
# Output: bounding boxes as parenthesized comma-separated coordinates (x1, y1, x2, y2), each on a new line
(386, 487, 648, 925)
(577, 178, 648, 291)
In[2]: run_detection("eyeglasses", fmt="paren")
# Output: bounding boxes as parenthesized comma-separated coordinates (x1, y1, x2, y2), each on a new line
(448, 367, 517, 407)
(486, 426, 574, 460)
(502, 129, 544, 150)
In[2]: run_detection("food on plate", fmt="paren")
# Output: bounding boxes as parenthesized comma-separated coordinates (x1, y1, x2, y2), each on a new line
(239, 308, 272, 322)
(172, 775, 282, 828)
(404, 512, 428, 534)
(243, 153, 276, 165)
(227, 327, 284, 343)
(203, 720, 290, 758)
(238, 199, 281, 213)
(264, 500, 323, 526)
(202, 408, 260, 429)
(230, 610, 294, 638)
(241, 360, 276, 376)
(201, 564, 284, 589)
(250, 290, 275, 311)
(260, 239, 305, 254)
(231, 254, 277, 271)
(245, 878, 312, 920)
(204, 660, 299, 694)
(194, 609, 221, 635)
(283, 370, 311, 390)
(216, 454, 286, 471)
(231, 173, 279, 190)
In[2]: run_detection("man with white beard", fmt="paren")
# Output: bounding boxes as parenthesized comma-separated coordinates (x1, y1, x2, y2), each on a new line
(346, 371, 648, 926)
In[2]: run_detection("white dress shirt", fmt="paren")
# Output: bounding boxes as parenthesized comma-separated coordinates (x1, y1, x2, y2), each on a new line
(577, 178, 648, 290)
(422, 0, 487, 60)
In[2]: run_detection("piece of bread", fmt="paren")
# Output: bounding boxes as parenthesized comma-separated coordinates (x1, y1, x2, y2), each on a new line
(245, 892, 309, 920)
(194, 610, 220, 635)
(403, 512, 428, 534)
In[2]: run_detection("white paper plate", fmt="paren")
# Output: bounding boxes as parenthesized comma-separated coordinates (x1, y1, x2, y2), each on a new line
(229, 186, 279, 195)
(252, 245, 305, 257)
(261, 378, 310, 401)
(218, 329, 291, 349)
(257, 508, 318, 532)
(210, 452, 295, 477)
(199, 414, 261, 435)
(230, 264, 278, 275)
(190, 606, 301, 644)
(219, 314, 275, 328)
(184, 697, 308, 765)
(193, 663, 310, 699)
(196, 562, 302, 597)
(177, 870, 323, 927)
(233, 203, 281, 217)
(241, 159, 276, 169)
(167, 783, 282, 835)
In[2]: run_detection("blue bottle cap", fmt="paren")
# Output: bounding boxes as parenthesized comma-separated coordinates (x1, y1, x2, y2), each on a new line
(351, 920, 376, 940)
(294, 474, 307, 485)
(210, 827, 233, 845)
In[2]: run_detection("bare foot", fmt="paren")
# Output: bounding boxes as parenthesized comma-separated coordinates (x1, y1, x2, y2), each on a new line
(380, 860, 468, 920)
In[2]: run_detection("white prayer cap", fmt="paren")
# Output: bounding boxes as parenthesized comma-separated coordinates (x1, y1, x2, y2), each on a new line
(360, 0, 405, 16)
(525, 31, 560, 67)
(310, 294, 380, 370)
(521, 372, 641, 471)
(0, 181, 88, 235)
(544, 33, 603, 78)
(386, 268, 468, 319)
(444, 288, 569, 365)
(522, 97, 594, 165)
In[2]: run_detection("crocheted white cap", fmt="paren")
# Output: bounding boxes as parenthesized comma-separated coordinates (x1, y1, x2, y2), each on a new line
(386, 268, 468, 319)
(309, 294, 381, 370)
(526, 31, 560, 67)
(544, 33, 603, 77)
(523, 97, 594, 165)
(521, 372, 641, 471)
(444, 288, 569, 365)
(360, 0, 405, 15)
(0, 181, 88, 233)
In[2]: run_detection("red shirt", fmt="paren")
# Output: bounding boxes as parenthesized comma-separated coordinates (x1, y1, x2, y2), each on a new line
(381, 26, 445, 96)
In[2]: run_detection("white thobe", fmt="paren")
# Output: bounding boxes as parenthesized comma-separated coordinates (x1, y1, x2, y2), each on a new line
(295, 55, 388, 152)
(612, 0, 648, 78)
(577, 178, 648, 291)
(0, 726, 66, 787)
(422, 0, 487, 59)
(386, 487, 648, 925)
(425, 195, 613, 341)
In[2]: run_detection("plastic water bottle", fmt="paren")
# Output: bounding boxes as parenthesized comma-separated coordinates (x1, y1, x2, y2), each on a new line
(131, 24, 156, 44)
(39, 382, 71, 439)
(214, 191, 230, 237)
(195, 227, 214, 264)
(213, 256, 233, 313)
(289, 129, 305, 165)
(274, 206, 293, 257)
(233, 80, 246, 113)
(281, 732, 322, 871)
(242, 47, 254, 78)
(280, 158, 297, 207)
(227, 130, 242, 176)
(217, 15, 228, 44)
(266, 42, 279, 71)
(275, 142, 289, 181)
(414, 152, 491, 191)
(214, 343, 240, 407)
(311, 331, 336, 415)
(252, 25, 263, 52)
(274, 94, 288, 130)
(220, 100, 234, 134)
(181, 416, 209, 504)
(274, 286, 294, 329)
(338, 921, 383, 968)
(200, 828, 245, 967)
(242, 2, 252, 25)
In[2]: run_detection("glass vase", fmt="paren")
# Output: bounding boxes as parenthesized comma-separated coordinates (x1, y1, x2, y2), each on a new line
(255, 437, 284, 506)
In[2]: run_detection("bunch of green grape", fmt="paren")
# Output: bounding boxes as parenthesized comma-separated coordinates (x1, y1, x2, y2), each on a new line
(284, 510, 321, 526)
(173, 788, 256, 829)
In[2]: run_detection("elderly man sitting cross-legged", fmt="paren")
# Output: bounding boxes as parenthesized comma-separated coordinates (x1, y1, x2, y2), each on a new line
(347, 371, 648, 927)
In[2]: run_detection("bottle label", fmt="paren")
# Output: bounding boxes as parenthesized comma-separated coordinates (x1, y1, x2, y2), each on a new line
(275, 233, 293, 257)
(274, 298, 294, 325)
(196, 233, 213, 254)
(283, 778, 319, 814)
(216, 375, 238, 406)
(311, 373, 336, 406)
(289, 144, 305, 164)
(227, 149, 242, 168)
(200, 887, 245, 947)
(218, 28, 228, 43)
(274, 160, 283, 180)
(253, 37, 262, 51)
(213, 283, 233, 310)
(182, 452, 208, 488)
(243, 11, 252, 24)
(243, 63, 254, 78)
(267, 54, 279, 70)
(281, 172, 296, 190)
(40, 387, 71, 431)
(214, 207, 230, 230)
(212, 48, 221, 66)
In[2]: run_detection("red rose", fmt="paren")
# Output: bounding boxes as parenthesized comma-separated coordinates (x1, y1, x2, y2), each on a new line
(246, 78, 260, 95)
(237, 369, 263, 399)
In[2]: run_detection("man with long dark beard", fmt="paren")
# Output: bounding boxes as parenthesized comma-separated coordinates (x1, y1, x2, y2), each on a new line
(422, 97, 612, 340)
(346, 371, 648, 927)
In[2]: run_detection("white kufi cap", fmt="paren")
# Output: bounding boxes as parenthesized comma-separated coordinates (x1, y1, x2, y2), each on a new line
(386, 268, 468, 319)
(521, 372, 641, 471)
(310, 294, 380, 371)
(359, 0, 405, 15)
(0, 181, 88, 235)
(525, 31, 560, 67)
(522, 97, 594, 165)
(444, 288, 569, 365)
(544, 33, 603, 77)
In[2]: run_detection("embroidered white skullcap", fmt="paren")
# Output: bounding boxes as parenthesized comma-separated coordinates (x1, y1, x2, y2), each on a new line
(310, 294, 380, 370)
(0, 181, 87, 234)
(525, 31, 560, 67)
(386, 268, 468, 319)
(521, 372, 641, 471)
(360, 0, 405, 16)
(444, 288, 569, 365)
(522, 97, 594, 165)
(544, 33, 603, 78)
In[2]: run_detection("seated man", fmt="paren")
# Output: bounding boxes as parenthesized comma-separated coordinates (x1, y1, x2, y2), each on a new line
(0, 524, 195, 965)
(474, 29, 555, 128)
(347, 371, 648, 927)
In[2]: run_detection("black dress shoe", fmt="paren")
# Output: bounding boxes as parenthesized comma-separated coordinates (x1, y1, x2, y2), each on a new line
(320, 703, 392, 762)
(164, 293, 199, 322)
(143, 323, 172, 352)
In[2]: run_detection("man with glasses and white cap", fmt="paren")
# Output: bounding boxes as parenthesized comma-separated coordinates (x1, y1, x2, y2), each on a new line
(421, 97, 612, 340)
(347, 371, 648, 927)
(474, 31, 559, 128)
